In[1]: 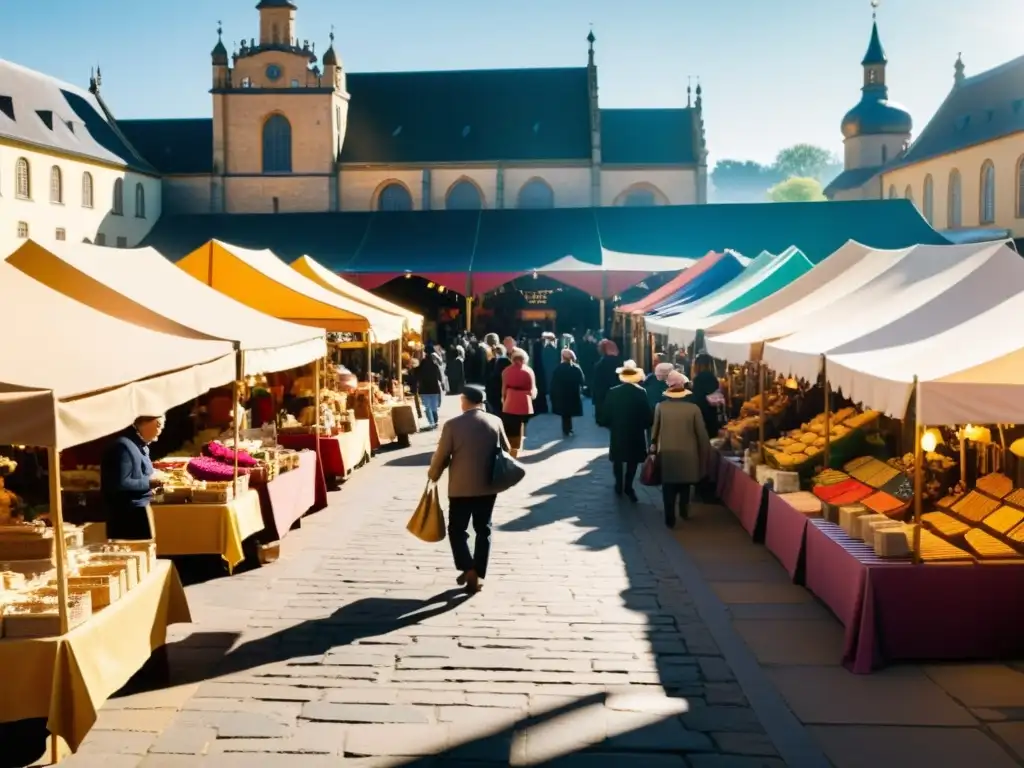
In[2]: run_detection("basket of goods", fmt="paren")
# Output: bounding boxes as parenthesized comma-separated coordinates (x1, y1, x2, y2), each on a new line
(158, 484, 194, 503)
(51, 574, 121, 609)
(3, 590, 92, 638)
(81, 551, 141, 588)
(0, 523, 56, 561)
(203, 441, 259, 469)
(76, 562, 128, 595)
(187, 457, 249, 497)
(192, 481, 237, 504)
(86, 543, 151, 580)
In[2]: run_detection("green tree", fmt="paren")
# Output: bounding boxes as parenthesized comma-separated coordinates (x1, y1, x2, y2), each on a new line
(710, 160, 783, 202)
(767, 177, 826, 203)
(774, 144, 838, 182)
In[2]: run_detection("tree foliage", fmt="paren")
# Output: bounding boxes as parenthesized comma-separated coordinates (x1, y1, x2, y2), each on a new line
(767, 176, 827, 203)
(774, 144, 834, 180)
(711, 144, 842, 202)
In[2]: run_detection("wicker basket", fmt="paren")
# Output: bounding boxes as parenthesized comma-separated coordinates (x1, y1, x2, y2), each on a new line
(105, 540, 157, 572)
(52, 574, 121, 608)
(77, 563, 128, 595)
(3, 591, 92, 638)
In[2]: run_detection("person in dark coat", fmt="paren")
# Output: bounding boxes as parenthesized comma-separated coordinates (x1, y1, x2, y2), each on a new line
(689, 354, 725, 502)
(447, 345, 466, 396)
(604, 360, 653, 502)
(549, 348, 586, 437)
(591, 339, 622, 427)
(578, 331, 599, 392)
(540, 332, 561, 411)
(485, 341, 511, 416)
(101, 415, 166, 540)
(416, 352, 446, 428)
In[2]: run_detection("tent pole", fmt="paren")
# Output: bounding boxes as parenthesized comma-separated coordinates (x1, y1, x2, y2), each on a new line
(231, 348, 244, 497)
(822, 354, 831, 470)
(366, 331, 372, 384)
(757, 362, 765, 463)
(314, 357, 322, 470)
(48, 444, 70, 636)
(397, 335, 404, 401)
(913, 376, 922, 565)
(599, 300, 606, 335)
(466, 296, 473, 333)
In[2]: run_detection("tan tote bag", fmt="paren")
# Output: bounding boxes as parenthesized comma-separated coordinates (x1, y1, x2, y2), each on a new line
(407, 481, 446, 543)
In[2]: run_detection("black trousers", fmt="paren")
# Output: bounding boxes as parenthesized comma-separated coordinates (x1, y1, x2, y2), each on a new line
(613, 461, 638, 492)
(448, 495, 497, 579)
(663, 483, 692, 522)
(560, 414, 573, 435)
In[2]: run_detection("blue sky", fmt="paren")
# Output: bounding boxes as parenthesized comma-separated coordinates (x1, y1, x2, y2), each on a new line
(2, 0, 1018, 166)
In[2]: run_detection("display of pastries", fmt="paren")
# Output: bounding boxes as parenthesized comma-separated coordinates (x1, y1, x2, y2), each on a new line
(918, 529, 972, 562)
(1004, 488, 1024, 509)
(921, 511, 970, 539)
(982, 506, 1024, 536)
(977, 473, 1013, 500)
(951, 491, 1002, 523)
(812, 469, 850, 486)
(964, 528, 1018, 559)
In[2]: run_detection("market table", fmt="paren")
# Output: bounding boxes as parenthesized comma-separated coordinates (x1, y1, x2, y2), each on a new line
(151, 488, 264, 572)
(763, 489, 811, 581)
(252, 451, 316, 542)
(803, 519, 1024, 672)
(0, 560, 190, 752)
(278, 419, 372, 480)
(714, 452, 766, 539)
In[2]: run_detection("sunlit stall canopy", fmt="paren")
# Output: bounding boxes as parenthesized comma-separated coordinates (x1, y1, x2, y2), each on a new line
(5, 239, 327, 377)
(177, 240, 405, 342)
(762, 241, 1019, 384)
(0, 260, 235, 449)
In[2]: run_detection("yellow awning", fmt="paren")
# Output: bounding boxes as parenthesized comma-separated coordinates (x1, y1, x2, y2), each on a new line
(291, 255, 423, 333)
(177, 240, 405, 342)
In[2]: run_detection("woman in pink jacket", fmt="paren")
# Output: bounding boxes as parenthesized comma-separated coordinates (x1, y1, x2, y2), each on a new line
(501, 348, 537, 457)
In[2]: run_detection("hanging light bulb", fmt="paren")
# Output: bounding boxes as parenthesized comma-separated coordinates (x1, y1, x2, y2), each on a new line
(920, 428, 942, 453)
(426, 282, 435, 289)
(404, 271, 412, 279)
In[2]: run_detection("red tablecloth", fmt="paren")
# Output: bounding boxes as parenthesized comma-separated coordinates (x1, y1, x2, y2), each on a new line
(764, 490, 810, 581)
(253, 451, 316, 542)
(804, 519, 1024, 673)
(278, 421, 372, 509)
(716, 453, 766, 538)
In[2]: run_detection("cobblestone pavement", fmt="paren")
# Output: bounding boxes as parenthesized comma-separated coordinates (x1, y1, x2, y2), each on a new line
(64, 398, 817, 767)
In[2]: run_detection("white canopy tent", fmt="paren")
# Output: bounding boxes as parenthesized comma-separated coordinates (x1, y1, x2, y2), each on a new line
(0, 260, 236, 450)
(5, 240, 327, 378)
(762, 241, 1018, 383)
(705, 241, 914, 363)
(647, 247, 812, 346)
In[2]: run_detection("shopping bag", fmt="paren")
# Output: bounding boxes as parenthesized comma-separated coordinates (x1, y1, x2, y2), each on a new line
(406, 482, 446, 542)
(640, 452, 662, 486)
(490, 443, 526, 493)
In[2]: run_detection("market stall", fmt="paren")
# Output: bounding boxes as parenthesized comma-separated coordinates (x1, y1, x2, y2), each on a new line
(710, 239, 1024, 671)
(0, 260, 241, 754)
(5, 239, 328, 552)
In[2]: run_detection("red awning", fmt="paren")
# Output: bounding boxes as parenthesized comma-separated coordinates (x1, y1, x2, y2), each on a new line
(616, 251, 723, 314)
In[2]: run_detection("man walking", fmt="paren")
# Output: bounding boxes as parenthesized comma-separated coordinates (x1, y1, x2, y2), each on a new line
(427, 385, 510, 594)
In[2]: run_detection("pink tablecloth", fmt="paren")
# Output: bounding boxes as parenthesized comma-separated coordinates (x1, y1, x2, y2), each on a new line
(764, 490, 810, 581)
(804, 519, 1024, 673)
(253, 451, 317, 542)
(716, 454, 766, 538)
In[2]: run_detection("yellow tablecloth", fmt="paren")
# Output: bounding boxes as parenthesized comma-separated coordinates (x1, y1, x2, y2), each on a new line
(0, 560, 190, 752)
(152, 488, 264, 571)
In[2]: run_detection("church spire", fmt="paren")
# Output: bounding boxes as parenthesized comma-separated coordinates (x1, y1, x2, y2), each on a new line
(954, 52, 966, 87)
(862, 1, 886, 66)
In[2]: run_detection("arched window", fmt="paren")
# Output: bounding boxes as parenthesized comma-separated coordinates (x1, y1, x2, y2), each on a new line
(135, 183, 146, 218)
(517, 178, 555, 209)
(623, 189, 656, 206)
(446, 179, 483, 210)
(980, 161, 996, 224)
(376, 182, 413, 211)
(262, 114, 293, 173)
(1017, 156, 1024, 219)
(82, 172, 94, 208)
(50, 166, 62, 204)
(923, 175, 934, 224)
(904, 185, 913, 203)
(15, 157, 30, 199)
(948, 169, 962, 228)
(112, 178, 124, 215)
(888, 185, 897, 199)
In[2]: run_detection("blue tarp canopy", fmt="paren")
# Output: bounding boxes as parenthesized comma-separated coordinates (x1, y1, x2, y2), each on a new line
(646, 252, 748, 316)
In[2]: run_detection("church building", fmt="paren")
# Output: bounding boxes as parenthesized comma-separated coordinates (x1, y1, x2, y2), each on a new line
(825, 11, 1024, 239)
(118, 0, 709, 216)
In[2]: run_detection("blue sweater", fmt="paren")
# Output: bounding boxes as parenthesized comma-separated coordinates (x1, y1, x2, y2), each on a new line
(100, 428, 154, 511)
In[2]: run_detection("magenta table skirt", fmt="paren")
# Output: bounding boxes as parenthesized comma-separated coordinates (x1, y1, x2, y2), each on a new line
(715, 453, 766, 538)
(764, 490, 810, 580)
(804, 519, 1024, 673)
(253, 451, 317, 543)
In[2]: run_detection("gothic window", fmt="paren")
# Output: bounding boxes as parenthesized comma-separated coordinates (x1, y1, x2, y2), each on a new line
(517, 178, 555, 209)
(82, 172, 94, 208)
(888, 185, 897, 199)
(905, 185, 913, 203)
(112, 178, 124, 215)
(50, 165, 62, 203)
(622, 188, 656, 206)
(923, 175, 934, 224)
(445, 179, 483, 210)
(1017, 156, 1024, 218)
(135, 183, 146, 218)
(15, 157, 29, 198)
(980, 161, 995, 224)
(948, 169, 962, 228)
(377, 182, 413, 211)
(262, 114, 293, 173)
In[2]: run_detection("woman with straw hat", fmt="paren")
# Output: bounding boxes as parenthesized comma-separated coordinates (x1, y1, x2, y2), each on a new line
(651, 370, 710, 527)
(603, 360, 653, 502)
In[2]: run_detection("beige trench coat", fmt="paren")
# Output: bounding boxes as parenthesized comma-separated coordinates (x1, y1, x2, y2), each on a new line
(651, 397, 710, 484)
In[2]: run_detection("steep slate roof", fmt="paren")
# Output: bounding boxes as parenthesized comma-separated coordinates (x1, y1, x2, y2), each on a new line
(889, 53, 1024, 170)
(339, 68, 591, 164)
(0, 59, 156, 174)
(119, 119, 214, 174)
(824, 166, 882, 196)
(144, 200, 948, 276)
(600, 108, 698, 165)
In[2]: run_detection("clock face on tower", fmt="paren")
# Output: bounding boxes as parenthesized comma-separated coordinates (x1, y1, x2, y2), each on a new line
(265, 64, 282, 82)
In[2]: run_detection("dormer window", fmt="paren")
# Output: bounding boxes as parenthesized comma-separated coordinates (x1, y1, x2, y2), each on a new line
(0, 96, 14, 120)
(36, 110, 54, 130)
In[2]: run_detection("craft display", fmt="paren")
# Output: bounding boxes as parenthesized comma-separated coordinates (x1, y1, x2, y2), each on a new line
(763, 408, 880, 470)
